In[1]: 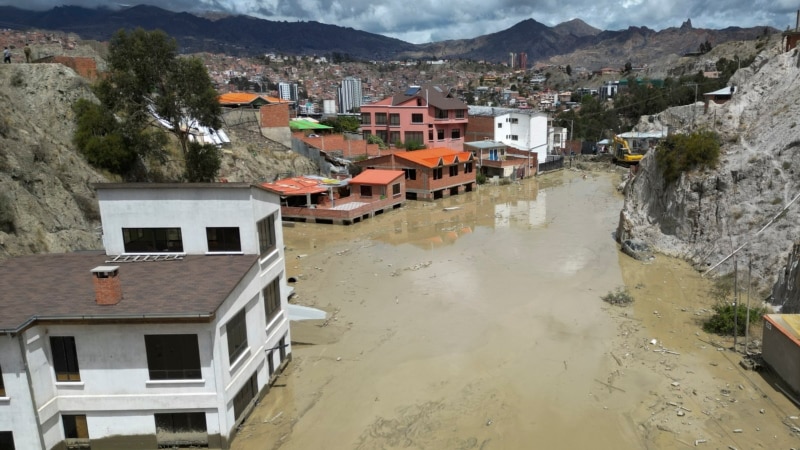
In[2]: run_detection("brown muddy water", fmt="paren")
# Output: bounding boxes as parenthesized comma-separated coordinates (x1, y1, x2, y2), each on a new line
(233, 170, 800, 450)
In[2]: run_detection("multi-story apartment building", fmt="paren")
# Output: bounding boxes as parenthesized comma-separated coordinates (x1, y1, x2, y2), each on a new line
(494, 110, 549, 158)
(360, 84, 468, 151)
(277, 82, 298, 102)
(0, 183, 291, 450)
(337, 76, 362, 114)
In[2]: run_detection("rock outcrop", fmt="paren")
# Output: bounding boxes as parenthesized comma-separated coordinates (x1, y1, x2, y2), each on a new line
(619, 40, 800, 296)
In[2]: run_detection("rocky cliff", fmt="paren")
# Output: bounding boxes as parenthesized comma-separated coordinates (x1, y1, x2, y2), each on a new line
(0, 60, 316, 260)
(618, 39, 800, 303)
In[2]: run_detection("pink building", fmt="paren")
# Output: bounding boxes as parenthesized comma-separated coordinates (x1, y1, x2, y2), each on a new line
(360, 84, 468, 151)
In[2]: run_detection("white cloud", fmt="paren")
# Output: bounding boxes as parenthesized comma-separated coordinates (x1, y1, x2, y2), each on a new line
(0, 0, 792, 43)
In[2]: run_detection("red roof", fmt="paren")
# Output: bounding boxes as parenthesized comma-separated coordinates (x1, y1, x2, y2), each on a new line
(350, 169, 403, 185)
(261, 177, 328, 196)
(393, 147, 473, 168)
(218, 92, 290, 105)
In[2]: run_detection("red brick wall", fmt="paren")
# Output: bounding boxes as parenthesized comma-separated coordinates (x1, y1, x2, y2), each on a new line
(93, 272, 122, 305)
(260, 103, 290, 127)
(466, 116, 495, 142)
(46, 56, 99, 81)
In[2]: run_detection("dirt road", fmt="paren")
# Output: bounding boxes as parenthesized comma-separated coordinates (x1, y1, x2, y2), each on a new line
(232, 169, 800, 449)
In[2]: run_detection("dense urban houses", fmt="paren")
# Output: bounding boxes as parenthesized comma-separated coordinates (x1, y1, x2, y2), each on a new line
(0, 183, 291, 450)
(360, 84, 469, 151)
(337, 76, 363, 114)
(357, 148, 475, 200)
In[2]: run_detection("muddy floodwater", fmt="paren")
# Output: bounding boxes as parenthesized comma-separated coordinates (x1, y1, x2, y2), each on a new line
(233, 170, 800, 450)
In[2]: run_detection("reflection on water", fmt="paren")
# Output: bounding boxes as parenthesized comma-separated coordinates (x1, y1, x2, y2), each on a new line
(283, 177, 550, 252)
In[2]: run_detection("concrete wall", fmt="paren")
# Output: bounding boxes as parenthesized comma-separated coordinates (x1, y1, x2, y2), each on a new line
(0, 335, 43, 450)
(260, 104, 292, 147)
(96, 185, 279, 256)
(762, 315, 800, 396)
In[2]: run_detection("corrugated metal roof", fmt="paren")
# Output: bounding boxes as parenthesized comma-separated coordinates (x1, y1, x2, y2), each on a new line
(704, 86, 736, 96)
(350, 169, 404, 185)
(465, 140, 505, 149)
(290, 119, 334, 130)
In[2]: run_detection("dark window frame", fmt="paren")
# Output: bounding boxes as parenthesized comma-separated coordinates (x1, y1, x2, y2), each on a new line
(389, 113, 400, 126)
(449, 165, 458, 177)
(411, 113, 424, 123)
(233, 373, 258, 420)
(360, 185, 373, 197)
(257, 214, 277, 256)
(403, 168, 416, 180)
(375, 112, 387, 125)
(464, 162, 473, 173)
(451, 128, 461, 140)
(437, 129, 444, 140)
(122, 227, 183, 253)
(51, 336, 80, 382)
(433, 167, 443, 180)
(0, 364, 5, 397)
(226, 309, 248, 365)
(392, 183, 401, 197)
(206, 227, 242, 252)
(154, 412, 208, 447)
(62, 414, 89, 440)
(0, 431, 14, 450)
(263, 277, 281, 324)
(145, 334, 202, 380)
(360, 112, 371, 125)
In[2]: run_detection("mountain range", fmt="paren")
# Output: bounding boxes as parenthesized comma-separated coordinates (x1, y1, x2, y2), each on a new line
(0, 5, 772, 68)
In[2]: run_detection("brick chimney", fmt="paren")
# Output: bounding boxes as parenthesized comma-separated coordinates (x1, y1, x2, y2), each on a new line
(91, 266, 122, 305)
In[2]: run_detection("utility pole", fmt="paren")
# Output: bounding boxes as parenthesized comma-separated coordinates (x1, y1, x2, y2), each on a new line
(744, 258, 752, 355)
(733, 256, 739, 353)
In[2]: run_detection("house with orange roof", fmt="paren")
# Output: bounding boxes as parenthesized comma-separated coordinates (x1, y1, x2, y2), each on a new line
(356, 148, 475, 201)
(360, 84, 468, 151)
(218, 92, 290, 108)
(261, 171, 404, 225)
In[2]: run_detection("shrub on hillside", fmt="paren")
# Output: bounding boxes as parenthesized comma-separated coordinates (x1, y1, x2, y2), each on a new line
(702, 303, 765, 335)
(0, 193, 16, 233)
(184, 142, 221, 182)
(655, 130, 720, 184)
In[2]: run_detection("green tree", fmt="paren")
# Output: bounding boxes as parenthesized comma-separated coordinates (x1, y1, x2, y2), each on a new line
(655, 130, 720, 184)
(93, 28, 222, 162)
(184, 142, 222, 182)
(320, 116, 360, 133)
(566, 65, 572, 76)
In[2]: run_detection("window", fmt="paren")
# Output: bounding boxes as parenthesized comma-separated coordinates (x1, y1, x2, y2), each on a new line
(392, 183, 401, 197)
(428, 130, 433, 141)
(123, 228, 183, 253)
(433, 167, 443, 180)
(145, 335, 201, 380)
(375, 113, 387, 125)
(263, 277, 281, 323)
(389, 113, 400, 126)
(389, 131, 401, 145)
(510, 135, 519, 141)
(405, 131, 423, 145)
(51, 337, 80, 382)
(510, 117, 519, 124)
(464, 162, 473, 173)
(62, 414, 89, 441)
(206, 227, 241, 252)
(257, 214, 276, 256)
(360, 185, 373, 197)
(226, 309, 248, 364)
(455, 109, 465, 119)
(434, 108, 448, 119)
(0, 364, 5, 397)
(233, 373, 258, 421)
(376, 130, 388, 143)
(403, 168, 416, 180)
(411, 113, 423, 123)
(437, 129, 444, 140)
(360, 112, 371, 125)
(155, 412, 208, 447)
(449, 165, 459, 177)
(451, 129, 461, 140)
(0, 432, 13, 450)
(497, 123, 502, 128)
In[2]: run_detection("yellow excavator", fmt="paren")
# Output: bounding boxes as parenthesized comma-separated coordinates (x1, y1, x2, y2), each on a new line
(611, 135, 644, 166)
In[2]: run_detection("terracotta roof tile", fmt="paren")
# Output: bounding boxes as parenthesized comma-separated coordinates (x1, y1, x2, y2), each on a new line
(350, 169, 404, 185)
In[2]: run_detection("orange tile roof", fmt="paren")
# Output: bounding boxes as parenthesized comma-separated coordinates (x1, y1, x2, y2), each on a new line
(261, 177, 328, 196)
(394, 148, 473, 168)
(350, 169, 404, 185)
(218, 92, 260, 104)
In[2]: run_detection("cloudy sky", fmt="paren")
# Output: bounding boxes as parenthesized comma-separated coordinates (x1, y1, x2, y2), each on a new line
(6, 0, 798, 44)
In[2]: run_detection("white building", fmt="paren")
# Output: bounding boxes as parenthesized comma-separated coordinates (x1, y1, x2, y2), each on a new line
(337, 76, 363, 114)
(549, 126, 568, 154)
(0, 183, 291, 450)
(494, 111, 549, 163)
(277, 82, 298, 103)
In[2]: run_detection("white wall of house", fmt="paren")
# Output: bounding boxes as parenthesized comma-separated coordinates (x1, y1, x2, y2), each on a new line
(494, 112, 548, 158)
(0, 335, 43, 450)
(97, 185, 280, 256)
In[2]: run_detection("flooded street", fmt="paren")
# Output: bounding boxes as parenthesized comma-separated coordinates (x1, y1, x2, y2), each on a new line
(233, 170, 800, 449)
